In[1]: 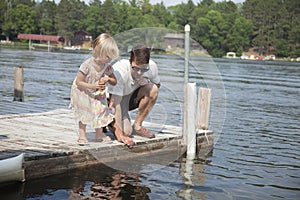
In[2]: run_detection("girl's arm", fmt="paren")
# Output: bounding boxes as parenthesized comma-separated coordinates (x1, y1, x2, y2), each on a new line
(107, 73, 117, 86)
(104, 64, 117, 86)
(98, 73, 117, 89)
(76, 71, 99, 90)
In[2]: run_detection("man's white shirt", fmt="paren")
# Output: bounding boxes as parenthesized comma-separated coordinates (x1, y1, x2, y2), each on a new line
(107, 59, 160, 96)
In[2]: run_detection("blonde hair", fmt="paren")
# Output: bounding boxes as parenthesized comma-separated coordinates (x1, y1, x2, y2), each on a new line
(92, 33, 119, 61)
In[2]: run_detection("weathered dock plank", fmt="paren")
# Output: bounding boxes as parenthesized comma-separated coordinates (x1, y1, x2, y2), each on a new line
(0, 109, 213, 180)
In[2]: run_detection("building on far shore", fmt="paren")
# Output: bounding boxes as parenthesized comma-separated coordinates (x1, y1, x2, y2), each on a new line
(69, 31, 92, 50)
(164, 33, 185, 49)
(17, 34, 65, 51)
(163, 33, 208, 56)
(17, 31, 93, 51)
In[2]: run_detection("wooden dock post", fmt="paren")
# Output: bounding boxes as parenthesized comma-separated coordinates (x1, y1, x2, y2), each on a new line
(196, 88, 211, 130)
(13, 67, 24, 102)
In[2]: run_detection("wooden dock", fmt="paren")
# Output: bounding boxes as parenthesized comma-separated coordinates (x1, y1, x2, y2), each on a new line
(0, 109, 213, 180)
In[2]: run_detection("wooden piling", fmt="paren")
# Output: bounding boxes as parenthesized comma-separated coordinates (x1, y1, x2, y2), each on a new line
(13, 67, 24, 102)
(196, 88, 211, 130)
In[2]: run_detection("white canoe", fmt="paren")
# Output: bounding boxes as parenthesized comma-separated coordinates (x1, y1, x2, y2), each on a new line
(0, 153, 25, 184)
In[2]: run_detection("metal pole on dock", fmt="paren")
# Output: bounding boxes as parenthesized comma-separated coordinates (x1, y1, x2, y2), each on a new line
(183, 24, 190, 145)
(14, 67, 24, 102)
(184, 24, 190, 84)
(186, 83, 196, 159)
(183, 24, 196, 158)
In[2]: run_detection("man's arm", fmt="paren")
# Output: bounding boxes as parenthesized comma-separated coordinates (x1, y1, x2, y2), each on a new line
(109, 94, 122, 124)
(109, 93, 135, 147)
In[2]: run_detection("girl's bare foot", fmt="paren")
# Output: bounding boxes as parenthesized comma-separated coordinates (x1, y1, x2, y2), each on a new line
(95, 128, 105, 141)
(95, 128, 112, 142)
(78, 122, 88, 145)
(77, 138, 88, 145)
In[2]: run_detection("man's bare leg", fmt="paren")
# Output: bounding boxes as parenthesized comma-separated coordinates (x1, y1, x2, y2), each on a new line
(133, 84, 158, 130)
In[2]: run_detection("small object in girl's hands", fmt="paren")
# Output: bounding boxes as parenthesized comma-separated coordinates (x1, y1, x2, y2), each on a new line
(94, 77, 107, 96)
(94, 89, 106, 96)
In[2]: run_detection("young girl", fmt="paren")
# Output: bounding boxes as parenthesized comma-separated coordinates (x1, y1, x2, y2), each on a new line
(70, 33, 119, 145)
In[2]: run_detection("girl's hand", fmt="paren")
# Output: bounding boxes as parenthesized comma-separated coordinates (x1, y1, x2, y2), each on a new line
(98, 77, 108, 90)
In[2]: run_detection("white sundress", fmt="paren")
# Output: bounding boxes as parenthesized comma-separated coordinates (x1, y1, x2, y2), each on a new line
(69, 57, 114, 128)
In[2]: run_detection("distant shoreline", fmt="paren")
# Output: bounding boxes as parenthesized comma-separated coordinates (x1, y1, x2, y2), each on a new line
(1, 44, 299, 62)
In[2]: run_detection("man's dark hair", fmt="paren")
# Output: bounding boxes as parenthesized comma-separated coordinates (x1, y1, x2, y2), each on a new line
(130, 44, 150, 65)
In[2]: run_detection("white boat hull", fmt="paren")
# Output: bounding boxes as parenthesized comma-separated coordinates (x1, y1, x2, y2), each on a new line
(0, 153, 25, 184)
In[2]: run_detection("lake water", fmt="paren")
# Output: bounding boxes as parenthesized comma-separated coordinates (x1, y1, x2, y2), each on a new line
(0, 48, 299, 199)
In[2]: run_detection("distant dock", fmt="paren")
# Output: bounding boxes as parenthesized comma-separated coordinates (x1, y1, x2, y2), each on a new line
(0, 109, 213, 181)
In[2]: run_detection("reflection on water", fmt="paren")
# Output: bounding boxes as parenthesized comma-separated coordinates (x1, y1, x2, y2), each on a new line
(0, 49, 300, 199)
(0, 164, 150, 200)
(0, 155, 209, 200)
(68, 169, 150, 200)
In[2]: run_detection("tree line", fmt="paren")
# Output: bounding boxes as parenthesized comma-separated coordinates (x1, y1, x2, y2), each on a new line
(0, 0, 299, 58)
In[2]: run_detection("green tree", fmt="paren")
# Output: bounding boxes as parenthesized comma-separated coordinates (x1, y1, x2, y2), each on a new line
(123, 5, 143, 30)
(1, 0, 298, 58)
(289, 25, 300, 57)
(56, 0, 86, 44)
(152, 2, 172, 27)
(167, 21, 181, 32)
(214, 1, 239, 34)
(2, 3, 36, 38)
(0, 0, 7, 32)
(173, 0, 195, 28)
(225, 17, 253, 54)
(83, 0, 103, 39)
(197, 10, 226, 57)
(35, 0, 57, 35)
(195, 17, 211, 49)
(100, 0, 117, 34)
(140, 0, 152, 15)
(200, 0, 214, 7)
(242, 0, 288, 55)
(285, 0, 300, 57)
